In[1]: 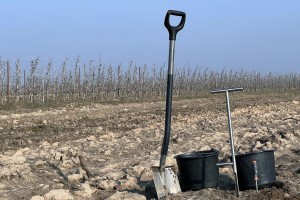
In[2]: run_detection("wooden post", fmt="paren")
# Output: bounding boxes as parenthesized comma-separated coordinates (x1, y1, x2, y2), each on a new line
(23, 69, 26, 99)
(78, 67, 81, 99)
(6, 61, 10, 102)
(138, 66, 141, 98)
(117, 65, 121, 98)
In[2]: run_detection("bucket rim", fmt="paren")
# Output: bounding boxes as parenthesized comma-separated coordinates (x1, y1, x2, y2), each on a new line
(235, 149, 275, 158)
(174, 149, 219, 159)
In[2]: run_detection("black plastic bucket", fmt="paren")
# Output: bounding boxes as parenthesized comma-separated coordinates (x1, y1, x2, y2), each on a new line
(174, 149, 219, 191)
(235, 150, 276, 190)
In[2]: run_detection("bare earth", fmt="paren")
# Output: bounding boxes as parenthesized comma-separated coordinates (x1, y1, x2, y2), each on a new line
(0, 93, 300, 200)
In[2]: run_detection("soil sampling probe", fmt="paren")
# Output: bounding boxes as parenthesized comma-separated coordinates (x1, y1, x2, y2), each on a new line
(152, 10, 186, 199)
(211, 87, 243, 197)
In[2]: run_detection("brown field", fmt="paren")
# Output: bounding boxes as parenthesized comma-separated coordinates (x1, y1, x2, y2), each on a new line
(0, 92, 300, 200)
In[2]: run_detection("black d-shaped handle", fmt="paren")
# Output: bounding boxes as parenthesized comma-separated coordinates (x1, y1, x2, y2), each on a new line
(164, 10, 186, 40)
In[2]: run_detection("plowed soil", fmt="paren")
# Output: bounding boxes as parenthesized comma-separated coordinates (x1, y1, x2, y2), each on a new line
(0, 93, 300, 200)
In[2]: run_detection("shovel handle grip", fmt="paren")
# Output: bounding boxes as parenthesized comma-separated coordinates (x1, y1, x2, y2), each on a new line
(211, 87, 244, 94)
(165, 10, 186, 40)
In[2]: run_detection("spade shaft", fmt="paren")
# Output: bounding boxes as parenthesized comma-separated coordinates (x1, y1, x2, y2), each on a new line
(159, 39, 175, 170)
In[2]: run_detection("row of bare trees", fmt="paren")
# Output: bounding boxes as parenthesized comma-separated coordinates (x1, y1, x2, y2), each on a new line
(0, 57, 300, 103)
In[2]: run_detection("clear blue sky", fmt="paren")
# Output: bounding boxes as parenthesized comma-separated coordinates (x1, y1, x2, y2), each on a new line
(1, 1, 300, 73)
